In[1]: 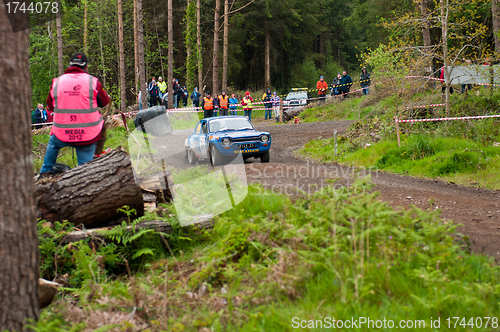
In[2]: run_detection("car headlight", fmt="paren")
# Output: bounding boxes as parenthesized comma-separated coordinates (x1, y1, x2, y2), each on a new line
(221, 137, 232, 146)
(260, 135, 270, 143)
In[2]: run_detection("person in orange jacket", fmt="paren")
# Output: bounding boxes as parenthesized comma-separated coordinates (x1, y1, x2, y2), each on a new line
(316, 76, 328, 103)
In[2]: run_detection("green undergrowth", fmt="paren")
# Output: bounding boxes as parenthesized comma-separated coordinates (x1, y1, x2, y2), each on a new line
(30, 179, 500, 331)
(299, 134, 500, 189)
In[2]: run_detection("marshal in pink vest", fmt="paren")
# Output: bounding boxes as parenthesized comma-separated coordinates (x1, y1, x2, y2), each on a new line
(50, 73, 103, 143)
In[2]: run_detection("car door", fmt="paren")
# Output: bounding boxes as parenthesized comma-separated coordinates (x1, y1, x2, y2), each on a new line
(199, 121, 209, 159)
(189, 122, 202, 158)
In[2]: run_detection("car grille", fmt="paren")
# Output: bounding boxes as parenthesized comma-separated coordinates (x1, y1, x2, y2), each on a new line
(232, 136, 260, 142)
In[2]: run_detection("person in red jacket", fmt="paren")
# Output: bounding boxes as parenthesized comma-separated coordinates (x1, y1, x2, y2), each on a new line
(39, 52, 110, 175)
(316, 75, 328, 103)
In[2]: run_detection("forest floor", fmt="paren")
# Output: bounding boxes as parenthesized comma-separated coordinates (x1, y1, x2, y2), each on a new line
(155, 118, 500, 259)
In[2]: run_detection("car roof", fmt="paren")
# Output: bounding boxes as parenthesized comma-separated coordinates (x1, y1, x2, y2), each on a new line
(205, 115, 248, 121)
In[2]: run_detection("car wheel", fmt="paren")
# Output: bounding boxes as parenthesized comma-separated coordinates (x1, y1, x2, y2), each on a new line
(260, 151, 270, 163)
(187, 148, 197, 164)
(210, 145, 223, 166)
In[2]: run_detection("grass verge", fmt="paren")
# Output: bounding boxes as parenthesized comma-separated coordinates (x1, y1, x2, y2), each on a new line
(299, 134, 500, 190)
(29, 179, 500, 331)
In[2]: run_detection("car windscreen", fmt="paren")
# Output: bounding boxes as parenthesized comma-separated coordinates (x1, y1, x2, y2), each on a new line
(286, 92, 308, 101)
(209, 118, 254, 133)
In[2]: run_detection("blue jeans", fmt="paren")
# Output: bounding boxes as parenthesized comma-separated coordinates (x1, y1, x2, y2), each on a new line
(244, 109, 252, 121)
(173, 94, 178, 108)
(362, 86, 369, 95)
(139, 102, 143, 110)
(265, 105, 272, 119)
(230, 108, 237, 115)
(40, 134, 97, 173)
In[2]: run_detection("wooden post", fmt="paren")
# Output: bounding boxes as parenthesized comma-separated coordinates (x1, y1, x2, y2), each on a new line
(395, 117, 401, 147)
(279, 98, 283, 123)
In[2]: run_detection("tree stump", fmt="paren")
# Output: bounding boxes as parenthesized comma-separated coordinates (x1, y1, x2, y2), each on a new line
(35, 147, 144, 228)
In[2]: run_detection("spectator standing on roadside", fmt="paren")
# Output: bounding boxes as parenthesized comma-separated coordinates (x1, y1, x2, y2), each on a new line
(262, 88, 272, 119)
(182, 86, 189, 107)
(172, 78, 178, 108)
(213, 93, 219, 116)
(41, 105, 48, 125)
(158, 77, 167, 99)
(201, 91, 214, 118)
(241, 91, 254, 122)
(229, 94, 238, 115)
(161, 91, 169, 106)
(331, 73, 342, 96)
(219, 90, 229, 116)
(149, 80, 160, 106)
(175, 78, 184, 108)
(271, 91, 281, 122)
(191, 87, 201, 108)
(138, 91, 142, 110)
(33, 103, 44, 129)
(46, 105, 53, 124)
(360, 67, 371, 95)
(339, 70, 353, 98)
(316, 76, 328, 102)
(178, 85, 184, 107)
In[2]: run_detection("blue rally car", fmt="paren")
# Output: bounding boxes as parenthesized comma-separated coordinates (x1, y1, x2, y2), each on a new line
(185, 116, 272, 166)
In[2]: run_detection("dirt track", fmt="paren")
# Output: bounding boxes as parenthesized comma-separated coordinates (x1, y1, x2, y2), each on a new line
(248, 120, 500, 259)
(154, 117, 500, 259)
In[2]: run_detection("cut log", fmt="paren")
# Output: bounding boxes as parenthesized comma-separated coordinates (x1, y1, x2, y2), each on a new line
(35, 148, 144, 228)
(63, 217, 214, 243)
(282, 106, 306, 122)
(39, 279, 61, 309)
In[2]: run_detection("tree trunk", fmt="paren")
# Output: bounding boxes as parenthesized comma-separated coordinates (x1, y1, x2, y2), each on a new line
(222, 0, 229, 91)
(168, 0, 174, 109)
(0, 9, 40, 330)
(133, 0, 139, 91)
(84, 0, 88, 54)
(97, 3, 106, 87)
(56, 0, 63, 75)
(420, 0, 431, 53)
(493, 0, 500, 53)
(197, 0, 203, 99)
(63, 218, 214, 243)
(186, 0, 192, 90)
(420, 0, 432, 75)
(137, 0, 147, 106)
(118, 0, 126, 113)
(213, 0, 220, 94)
(441, 0, 450, 115)
(35, 148, 144, 229)
(265, 26, 270, 88)
(153, 4, 165, 78)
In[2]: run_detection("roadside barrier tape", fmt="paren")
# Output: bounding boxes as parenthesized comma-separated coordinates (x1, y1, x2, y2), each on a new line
(396, 114, 500, 123)
(405, 75, 443, 81)
(32, 122, 54, 126)
(406, 75, 500, 87)
(403, 103, 445, 110)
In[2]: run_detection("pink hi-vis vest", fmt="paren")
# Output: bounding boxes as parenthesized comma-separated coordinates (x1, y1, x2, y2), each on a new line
(50, 73, 103, 143)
